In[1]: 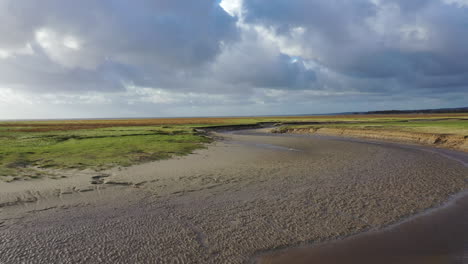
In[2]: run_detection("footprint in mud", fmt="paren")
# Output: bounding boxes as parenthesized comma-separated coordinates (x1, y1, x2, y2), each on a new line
(90, 174, 111, 184)
(71, 186, 95, 193)
(103, 180, 132, 186)
(77, 188, 94, 192)
(132, 181, 147, 188)
(90, 173, 148, 189)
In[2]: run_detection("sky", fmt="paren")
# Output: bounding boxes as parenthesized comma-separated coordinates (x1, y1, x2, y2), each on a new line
(0, 0, 467, 119)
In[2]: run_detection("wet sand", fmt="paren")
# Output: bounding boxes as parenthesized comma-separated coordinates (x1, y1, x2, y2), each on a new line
(257, 192, 468, 264)
(0, 129, 467, 263)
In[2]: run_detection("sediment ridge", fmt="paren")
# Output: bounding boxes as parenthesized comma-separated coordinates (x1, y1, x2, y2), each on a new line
(274, 127, 468, 152)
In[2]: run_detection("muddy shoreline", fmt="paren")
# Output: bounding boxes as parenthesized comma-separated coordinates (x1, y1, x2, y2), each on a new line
(256, 191, 468, 264)
(275, 126, 468, 152)
(1, 129, 467, 263)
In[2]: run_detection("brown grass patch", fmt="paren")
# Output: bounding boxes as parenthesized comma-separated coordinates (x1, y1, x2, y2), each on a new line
(1, 113, 467, 132)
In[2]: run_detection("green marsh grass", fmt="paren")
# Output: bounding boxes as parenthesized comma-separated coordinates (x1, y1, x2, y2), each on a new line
(0, 125, 210, 181)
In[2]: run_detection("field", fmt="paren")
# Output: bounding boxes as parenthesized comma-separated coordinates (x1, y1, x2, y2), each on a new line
(277, 118, 468, 135)
(1, 113, 467, 182)
(0, 125, 213, 181)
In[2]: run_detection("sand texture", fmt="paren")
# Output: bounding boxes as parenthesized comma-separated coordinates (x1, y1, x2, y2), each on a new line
(0, 130, 467, 263)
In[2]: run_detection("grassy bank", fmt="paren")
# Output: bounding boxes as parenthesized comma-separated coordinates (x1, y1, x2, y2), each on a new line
(1, 113, 467, 181)
(275, 119, 468, 135)
(274, 118, 468, 152)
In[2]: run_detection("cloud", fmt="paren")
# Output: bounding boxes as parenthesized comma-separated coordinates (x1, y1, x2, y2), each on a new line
(0, 0, 238, 92)
(212, 27, 316, 90)
(441, 0, 468, 7)
(0, 0, 466, 118)
(242, 0, 468, 81)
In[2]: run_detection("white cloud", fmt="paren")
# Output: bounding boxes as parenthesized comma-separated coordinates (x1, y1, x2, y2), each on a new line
(0, 88, 34, 105)
(41, 93, 112, 105)
(220, 0, 243, 17)
(0, 87, 113, 106)
(125, 85, 233, 105)
(63, 36, 81, 50)
(34, 28, 99, 69)
(442, 0, 468, 7)
(252, 25, 311, 59)
(0, 44, 34, 59)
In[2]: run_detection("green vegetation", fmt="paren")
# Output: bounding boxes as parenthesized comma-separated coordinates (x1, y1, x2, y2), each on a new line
(281, 119, 468, 136)
(1, 113, 467, 182)
(0, 125, 210, 181)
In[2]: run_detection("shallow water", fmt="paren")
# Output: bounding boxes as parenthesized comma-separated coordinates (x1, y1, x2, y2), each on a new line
(246, 130, 468, 264)
(226, 140, 301, 152)
(232, 128, 468, 168)
(257, 191, 468, 264)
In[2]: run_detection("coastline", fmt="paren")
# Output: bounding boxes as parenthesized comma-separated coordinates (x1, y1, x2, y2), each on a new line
(274, 127, 468, 152)
(1, 129, 467, 263)
(256, 190, 468, 264)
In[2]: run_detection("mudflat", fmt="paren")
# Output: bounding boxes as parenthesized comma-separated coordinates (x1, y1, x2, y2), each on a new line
(258, 191, 468, 264)
(0, 130, 467, 263)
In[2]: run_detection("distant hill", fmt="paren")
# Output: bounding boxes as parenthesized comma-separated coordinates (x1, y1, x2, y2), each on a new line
(358, 107, 468, 115)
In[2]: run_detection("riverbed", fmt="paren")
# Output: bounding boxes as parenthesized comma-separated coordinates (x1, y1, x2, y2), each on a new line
(0, 129, 466, 263)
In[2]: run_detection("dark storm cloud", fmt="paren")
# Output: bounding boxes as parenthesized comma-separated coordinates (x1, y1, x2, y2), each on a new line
(243, 0, 468, 93)
(244, 0, 377, 41)
(1, 0, 238, 66)
(0, 0, 238, 92)
(0, 0, 466, 118)
(212, 28, 317, 90)
(0, 45, 130, 92)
